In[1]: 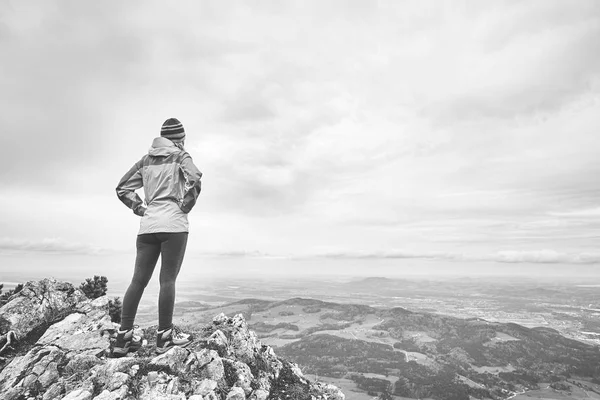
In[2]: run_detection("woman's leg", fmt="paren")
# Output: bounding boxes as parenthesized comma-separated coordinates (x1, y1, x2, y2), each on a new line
(120, 234, 161, 330)
(157, 232, 188, 330)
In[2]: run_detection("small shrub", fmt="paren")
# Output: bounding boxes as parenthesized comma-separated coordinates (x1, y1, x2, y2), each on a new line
(80, 276, 108, 299)
(550, 382, 571, 391)
(108, 297, 122, 323)
(0, 283, 23, 307)
(302, 306, 321, 314)
(0, 316, 11, 335)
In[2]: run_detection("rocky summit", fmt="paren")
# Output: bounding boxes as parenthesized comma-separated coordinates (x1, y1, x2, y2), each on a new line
(0, 278, 344, 400)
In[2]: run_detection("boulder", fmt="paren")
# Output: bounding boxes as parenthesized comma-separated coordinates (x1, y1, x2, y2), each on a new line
(207, 329, 229, 357)
(227, 386, 246, 400)
(0, 345, 66, 394)
(191, 378, 218, 396)
(63, 354, 103, 376)
(228, 315, 261, 364)
(150, 346, 191, 374)
(195, 348, 225, 382)
(223, 358, 254, 395)
(0, 278, 87, 340)
(37, 309, 113, 356)
(213, 313, 229, 325)
(250, 389, 269, 400)
(62, 388, 93, 400)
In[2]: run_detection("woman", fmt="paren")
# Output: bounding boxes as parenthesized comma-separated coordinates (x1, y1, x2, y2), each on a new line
(113, 117, 202, 356)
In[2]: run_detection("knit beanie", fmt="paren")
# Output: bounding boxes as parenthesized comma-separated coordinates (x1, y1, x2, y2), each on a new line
(160, 118, 185, 142)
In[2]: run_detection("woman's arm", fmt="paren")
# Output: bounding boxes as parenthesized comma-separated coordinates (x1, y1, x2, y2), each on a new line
(179, 153, 202, 214)
(116, 158, 146, 216)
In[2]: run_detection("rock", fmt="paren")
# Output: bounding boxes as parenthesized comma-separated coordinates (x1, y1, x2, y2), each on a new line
(206, 314, 262, 365)
(213, 313, 229, 325)
(207, 329, 229, 356)
(147, 371, 159, 385)
(88, 358, 138, 392)
(0, 345, 66, 394)
(223, 358, 254, 395)
(64, 377, 95, 397)
(227, 386, 246, 400)
(92, 388, 129, 400)
(62, 388, 93, 400)
(37, 299, 114, 356)
(0, 278, 87, 339)
(3, 386, 22, 400)
(250, 388, 269, 400)
(75, 295, 111, 315)
(64, 354, 103, 376)
(205, 391, 219, 400)
(192, 378, 218, 396)
(253, 370, 272, 393)
(128, 364, 140, 376)
(42, 381, 64, 400)
(38, 361, 59, 388)
(268, 359, 319, 400)
(289, 362, 307, 383)
(255, 345, 283, 380)
(228, 316, 260, 364)
(22, 372, 37, 389)
(195, 349, 224, 382)
(137, 377, 187, 399)
(150, 346, 191, 374)
(165, 376, 180, 394)
(231, 314, 246, 328)
(106, 371, 129, 391)
(101, 357, 139, 374)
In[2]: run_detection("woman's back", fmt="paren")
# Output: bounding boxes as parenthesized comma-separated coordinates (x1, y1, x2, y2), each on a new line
(116, 130, 202, 234)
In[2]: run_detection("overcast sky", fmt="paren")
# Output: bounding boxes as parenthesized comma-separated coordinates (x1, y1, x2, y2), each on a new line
(1, 0, 599, 268)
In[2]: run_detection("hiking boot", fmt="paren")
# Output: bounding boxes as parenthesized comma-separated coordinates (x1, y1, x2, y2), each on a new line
(111, 327, 143, 358)
(156, 325, 193, 354)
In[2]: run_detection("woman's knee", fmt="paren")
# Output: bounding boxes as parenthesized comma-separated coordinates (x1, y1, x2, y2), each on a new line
(130, 277, 150, 290)
(159, 278, 177, 289)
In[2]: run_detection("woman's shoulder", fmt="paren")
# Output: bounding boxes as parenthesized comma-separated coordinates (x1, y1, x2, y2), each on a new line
(177, 149, 194, 162)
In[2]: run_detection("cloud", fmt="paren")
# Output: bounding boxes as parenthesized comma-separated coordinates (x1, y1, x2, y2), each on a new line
(419, 1, 600, 123)
(490, 250, 600, 264)
(308, 249, 600, 265)
(0, 1, 256, 193)
(314, 250, 464, 261)
(203, 250, 275, 258)
(1, 2, 599, 259)
(0, 237, 106, 255)
(549, 207, 600, 217)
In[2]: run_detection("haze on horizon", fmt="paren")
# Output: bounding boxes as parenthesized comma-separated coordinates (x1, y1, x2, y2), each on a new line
(1, 1, 599, 279)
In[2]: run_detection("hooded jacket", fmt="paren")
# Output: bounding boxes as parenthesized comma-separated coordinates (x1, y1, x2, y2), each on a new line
(116, 137, 202, 234)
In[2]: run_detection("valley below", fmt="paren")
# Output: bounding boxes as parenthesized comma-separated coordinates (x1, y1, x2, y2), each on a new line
(150, 275, 600, 400)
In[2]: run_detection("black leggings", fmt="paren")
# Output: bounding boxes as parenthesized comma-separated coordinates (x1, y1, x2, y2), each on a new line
(120, 232, 188, 331)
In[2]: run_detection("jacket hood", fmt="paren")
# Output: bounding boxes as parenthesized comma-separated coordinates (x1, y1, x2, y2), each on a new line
(148, 137, 180, 157)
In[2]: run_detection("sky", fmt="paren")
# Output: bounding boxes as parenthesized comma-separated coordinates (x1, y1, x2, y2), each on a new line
(1, 0, 599, 278)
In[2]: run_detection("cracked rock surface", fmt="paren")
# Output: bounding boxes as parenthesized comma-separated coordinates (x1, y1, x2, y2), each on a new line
(0, 279, 345, 400)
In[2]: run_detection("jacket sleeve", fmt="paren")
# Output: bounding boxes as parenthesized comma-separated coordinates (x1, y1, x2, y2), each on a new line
(116, 158, 146, 216)
(179, 152, 202, 214)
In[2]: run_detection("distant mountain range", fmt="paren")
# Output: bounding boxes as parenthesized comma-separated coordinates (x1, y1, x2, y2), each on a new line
(177, 296, 600, 400)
